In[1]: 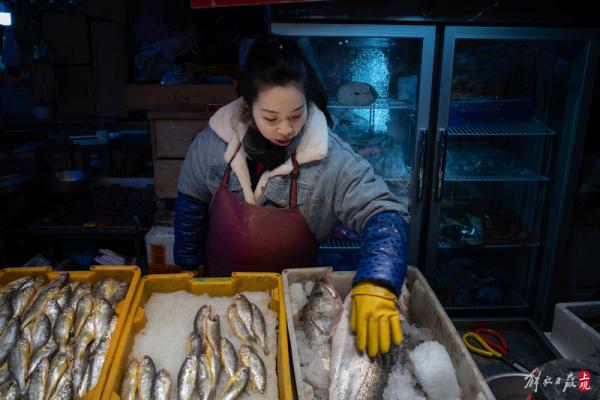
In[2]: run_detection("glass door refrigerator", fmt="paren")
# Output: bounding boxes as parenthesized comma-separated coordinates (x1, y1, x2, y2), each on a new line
(271, 23, 436, 269)
(427, 27, 599, 325)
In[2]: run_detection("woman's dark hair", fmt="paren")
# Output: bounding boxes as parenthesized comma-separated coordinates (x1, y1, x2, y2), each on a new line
(238, 34, 333, 128)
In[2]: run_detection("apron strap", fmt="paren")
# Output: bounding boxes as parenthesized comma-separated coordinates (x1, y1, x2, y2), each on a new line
(290, 152, 299, 208)
(220, 143, 243, 188)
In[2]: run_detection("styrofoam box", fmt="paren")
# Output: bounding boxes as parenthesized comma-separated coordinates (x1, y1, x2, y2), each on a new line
(282, 266, 495, 400)
(549, 301, 600, 361)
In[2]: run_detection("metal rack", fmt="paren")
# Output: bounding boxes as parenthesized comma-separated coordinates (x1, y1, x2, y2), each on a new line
(438, 239, 541, 249)
(327, 98, 415, 110)
(444, 291, 530, 311)
(448, 119, 556, 136)
(444, 172, 550, 182)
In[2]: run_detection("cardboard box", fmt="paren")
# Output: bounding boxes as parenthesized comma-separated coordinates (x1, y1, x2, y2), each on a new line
(123, 84, 237, 111)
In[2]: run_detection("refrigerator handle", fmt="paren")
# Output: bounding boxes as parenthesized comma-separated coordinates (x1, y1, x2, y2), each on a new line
(435, 128, 448, 202)
(417, 129, 428, 201)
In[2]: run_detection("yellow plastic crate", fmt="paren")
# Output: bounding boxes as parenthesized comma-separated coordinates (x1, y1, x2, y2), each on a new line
(102, 271, 292, 400)
(0, 265, 141, 400)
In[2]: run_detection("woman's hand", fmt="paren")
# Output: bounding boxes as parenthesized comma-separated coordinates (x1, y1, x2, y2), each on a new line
(350, 281, 403, 358)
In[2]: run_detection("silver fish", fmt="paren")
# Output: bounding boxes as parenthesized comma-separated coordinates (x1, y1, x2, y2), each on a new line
(120, 359, 139, 400)
(49, 373, 73, 400)
(22, 274, 67, 328)
(74, 362, 91, 399)
(177, 354, 198, 400)
(102, 314, 118, 343)
(301, 279, 343, 367)
(72, 360, 87, 398)
(88, 337, 109, 390)
(11, 283, 36, 318)
(0, 299, 13, 329)
(47, 346, 73, 400)
(205, 339, 221, 395)
(34, 274, 68, 299)
(1, 382, 18, 400)
(186, 332, 204, 356)
(73, 294, 93, 339)
(91, 298, 113, 350)
(73, 316, 95, 370)
(45, 299, 62, 329)
(329, 296, 393, 400)
(218, 367, 249, 400)
(56, 285, 71, 310)
(138, 355, 156, 400)
(234, 294, 255, 341)
(29, 336, 58, 376)
(196, 354, 213, 400)
(0, 276, 32, 294)
(205, 313, 221, 353)
(92, 279, 129, 306)
(8, 336, 30, 396)
(29, 312, 51, 355)
(193, 304, 211, 338)
(221, 337, 238, 379)
(0, 363, 10, 386)
(54, 306, 75, 350)
(68, 282, 91, 311)
(251, 303, 269, 356)
(227, 304, 253, 346)
(0, 317, 19, 364)
(239, 344, 266, 394)
(27, 356, 50, 400)
(152, 369, 172, 400)
(0, 308, 12, 333)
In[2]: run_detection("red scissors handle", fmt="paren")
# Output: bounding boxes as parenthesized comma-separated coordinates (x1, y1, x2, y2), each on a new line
(475, 328, 508, 355)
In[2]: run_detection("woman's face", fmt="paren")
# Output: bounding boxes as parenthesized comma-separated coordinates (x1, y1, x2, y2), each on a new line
(251, 84, 307, 147)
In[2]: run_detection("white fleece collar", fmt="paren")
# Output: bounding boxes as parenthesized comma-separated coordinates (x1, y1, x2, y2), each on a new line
(208, 97, 328, 204)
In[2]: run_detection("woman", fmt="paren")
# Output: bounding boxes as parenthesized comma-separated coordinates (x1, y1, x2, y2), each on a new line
(174, 34, 408, 357)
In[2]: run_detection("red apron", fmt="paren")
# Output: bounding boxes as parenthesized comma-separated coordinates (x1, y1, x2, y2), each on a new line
(205, 145, 318, 276)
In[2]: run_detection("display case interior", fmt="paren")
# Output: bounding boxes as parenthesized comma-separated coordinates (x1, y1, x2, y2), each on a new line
(432, 35, 590, 313)
(281, 35, 424, 262)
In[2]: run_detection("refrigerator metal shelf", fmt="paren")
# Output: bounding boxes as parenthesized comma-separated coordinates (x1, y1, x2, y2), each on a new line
(444, 291, 530, 311)
(320, 239, 361, 249)
(438, 239, 541, 249)
(448, 119, 556, 136)
(327, 98, 415, 110)
(445, 172, 550, 182)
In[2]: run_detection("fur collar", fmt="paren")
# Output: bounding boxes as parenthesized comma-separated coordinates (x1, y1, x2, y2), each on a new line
(208, 97, 328, 204)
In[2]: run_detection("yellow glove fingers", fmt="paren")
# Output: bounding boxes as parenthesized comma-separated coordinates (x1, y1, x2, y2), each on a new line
(350, 298, 357, 333)
(390, 314, 403, 345)
(356, 306, 368, 352)
(379, 316, 391, 354)
(367, 315, 379, 358)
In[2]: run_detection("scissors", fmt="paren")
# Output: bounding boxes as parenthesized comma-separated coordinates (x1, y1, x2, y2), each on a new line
(462, 328, 530, 373)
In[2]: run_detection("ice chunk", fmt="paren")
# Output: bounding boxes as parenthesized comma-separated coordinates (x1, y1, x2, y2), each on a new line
(290, 282, 308, 323)
(304, 280, 315, 296)
(382, 363, 426, 400)
(409, 341, 461, 400)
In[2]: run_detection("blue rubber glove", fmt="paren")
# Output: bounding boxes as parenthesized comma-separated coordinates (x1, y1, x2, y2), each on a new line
(174, 192, 209, 270)
(352, 211, 409, 295)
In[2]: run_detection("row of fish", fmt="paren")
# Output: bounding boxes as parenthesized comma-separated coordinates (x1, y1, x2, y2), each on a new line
(121, 294, 269, 400)
(120, 356, 171, 400)
(0, 274, 129, 399)
(299, 279, 410, 400)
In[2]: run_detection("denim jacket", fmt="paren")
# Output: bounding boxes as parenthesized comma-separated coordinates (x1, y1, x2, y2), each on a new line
(177, 98, 409, 242)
